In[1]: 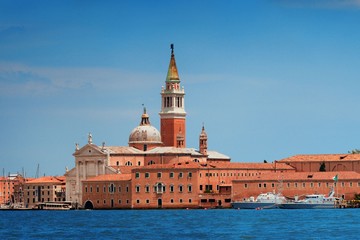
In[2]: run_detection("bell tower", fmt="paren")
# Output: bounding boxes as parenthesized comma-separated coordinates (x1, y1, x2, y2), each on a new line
(159, 44, 186, 148)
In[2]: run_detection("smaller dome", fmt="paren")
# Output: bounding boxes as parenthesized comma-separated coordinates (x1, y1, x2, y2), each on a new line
(128, 108, 162, 144)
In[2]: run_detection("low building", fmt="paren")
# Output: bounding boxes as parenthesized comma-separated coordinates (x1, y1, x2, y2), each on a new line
(232, 171, 360, 201)
(23, 176, 66, 208)
(0, 174, 25, 207)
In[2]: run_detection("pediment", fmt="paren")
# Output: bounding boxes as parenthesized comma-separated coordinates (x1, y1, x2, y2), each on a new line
(64, 167, 76, 177)
(73, 144, 107, 157)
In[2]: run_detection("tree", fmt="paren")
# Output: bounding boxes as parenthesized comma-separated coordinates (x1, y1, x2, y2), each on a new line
(349, 149, 360, 154)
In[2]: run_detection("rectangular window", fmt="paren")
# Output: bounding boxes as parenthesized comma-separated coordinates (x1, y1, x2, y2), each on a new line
(145, 172, 150, 178)
(244, 184, 248, 188)
(188, 172, 192, 178)
(169, 172, 174, 178)
(136, 186, 140, 193)
(179, 185, 183, 192)
(135, 172, 140, 178)
(199, 185, 203, 191)
(188, 185, 192, 192)
(302, 183, 306, 188)
(179, 172, 183, 178)
(157, 172, 162, 178)
(350, 182, 353, 187)
(258, 183, 262, 188)
(170, 185, 174, 192)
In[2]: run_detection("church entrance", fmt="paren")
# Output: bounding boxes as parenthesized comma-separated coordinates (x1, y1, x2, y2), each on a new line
(84, 201, 94, 210)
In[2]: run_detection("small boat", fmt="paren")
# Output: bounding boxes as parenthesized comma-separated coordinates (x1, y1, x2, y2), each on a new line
(279, 189, 338, 209)
(32, 202, 71, 210)
(231, 192, 286, 209)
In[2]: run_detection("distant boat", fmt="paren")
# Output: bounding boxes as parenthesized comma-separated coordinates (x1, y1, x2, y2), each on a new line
(32, 202, 71, 210)
(279, 189, 339, 209)
(232, 192, 286, 209)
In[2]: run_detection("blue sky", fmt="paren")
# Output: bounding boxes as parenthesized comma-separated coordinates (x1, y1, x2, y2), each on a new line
(1, 0, 360, 177)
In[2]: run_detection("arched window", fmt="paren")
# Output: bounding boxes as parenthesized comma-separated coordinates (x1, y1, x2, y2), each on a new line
(125, 161, 132, 166)
(193, 159, 200, 163)
(155, 183, 165, 194)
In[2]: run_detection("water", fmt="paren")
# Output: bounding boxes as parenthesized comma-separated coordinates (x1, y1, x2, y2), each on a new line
(0, 209, 359, 239)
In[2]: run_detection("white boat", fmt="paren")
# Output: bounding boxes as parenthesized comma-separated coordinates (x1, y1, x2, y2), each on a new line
(232, 192, 286, 209)
(279, 189, 339, 209)
(33, 202, 71, 210)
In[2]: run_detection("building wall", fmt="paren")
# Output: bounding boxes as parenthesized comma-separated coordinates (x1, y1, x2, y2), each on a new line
(24, 183, 65, 208)
(283, 161, 360, 173)
(0, 178, 15, 205)
(109, 155, 144, 167)
(160, 118, 186, 148)
(131, 167, 199, 209)
(82, 180, 132, 209)
(232, 179, 359, 201)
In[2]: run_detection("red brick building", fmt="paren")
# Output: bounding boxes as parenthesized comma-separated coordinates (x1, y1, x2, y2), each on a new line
(232, 171, 360, 201)
(0, 174, 25, 208)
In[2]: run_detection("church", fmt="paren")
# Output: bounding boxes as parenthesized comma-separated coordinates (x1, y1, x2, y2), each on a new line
(65, 45, 360, 209)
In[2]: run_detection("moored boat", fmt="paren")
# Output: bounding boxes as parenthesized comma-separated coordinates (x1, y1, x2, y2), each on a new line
(32, 202, 71, 210)
(279, 189, 339, 209)
(232, 192, 286, 209)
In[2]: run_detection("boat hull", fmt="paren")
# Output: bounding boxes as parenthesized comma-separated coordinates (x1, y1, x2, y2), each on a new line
(232, 202, 279, 209)
(279, 203, 336, 209)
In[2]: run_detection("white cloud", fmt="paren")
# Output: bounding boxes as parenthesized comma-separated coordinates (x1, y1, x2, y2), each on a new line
(0, 62, 162, 97)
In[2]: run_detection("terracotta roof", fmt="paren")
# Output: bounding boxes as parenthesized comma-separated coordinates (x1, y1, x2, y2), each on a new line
(233, 171, 360, 182)
(83, 174, 132, 182)
(26, 176, 65, 184)
(109, 166, 136, 174)
(135, 162, 202, 170)
(206, 162, 295, 170)
(278, 154, 360, 163)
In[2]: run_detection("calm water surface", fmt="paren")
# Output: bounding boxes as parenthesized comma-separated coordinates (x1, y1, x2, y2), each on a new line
(0, 209, 359, 239)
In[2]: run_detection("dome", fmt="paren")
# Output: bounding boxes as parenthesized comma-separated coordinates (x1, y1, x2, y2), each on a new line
(129, 125, 162, 144)
(128, 108, 162, 145)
